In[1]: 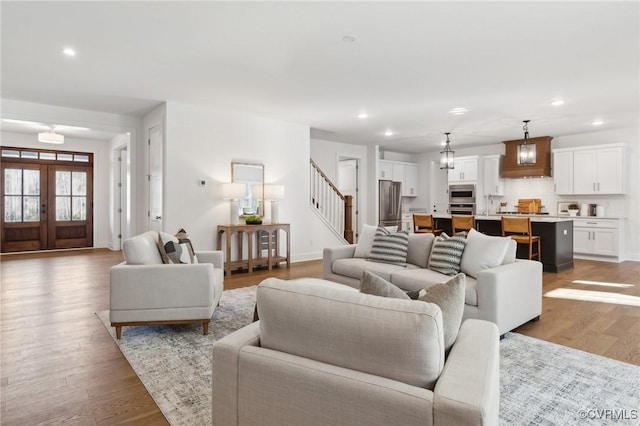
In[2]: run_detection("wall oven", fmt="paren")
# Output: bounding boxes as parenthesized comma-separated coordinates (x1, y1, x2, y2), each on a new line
(449, 184, 476, 215)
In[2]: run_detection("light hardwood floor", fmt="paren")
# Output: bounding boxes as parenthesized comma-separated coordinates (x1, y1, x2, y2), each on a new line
(1, 249, 638, 424)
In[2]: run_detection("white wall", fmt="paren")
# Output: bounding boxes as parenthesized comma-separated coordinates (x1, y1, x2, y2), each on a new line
(310, 138, 370, 231)
(162, 102, 343, 261)
(0, 131, 113, 248)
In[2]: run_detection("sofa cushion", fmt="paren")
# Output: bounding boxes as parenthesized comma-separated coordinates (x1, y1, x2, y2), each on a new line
(391, 268, 478, 307)
(354, 224, 398, 258)
(406, 233, 435, 268)
(427, 233, 467, 276)
(360, 271, 411, 300)
(417, 273, 465, 353)
(257, 277, 445, 390)
(333, 258, 419, 282)
(502, 239, 517, 264)
(122, 231, 163, 265)
(368, 227, 410, 266)
(175, 228, 198, 264)
(460, 229, 511, 278)
(158, 232, 192, 264)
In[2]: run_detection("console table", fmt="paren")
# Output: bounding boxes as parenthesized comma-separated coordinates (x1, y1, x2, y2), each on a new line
(217, 223, 290, 275)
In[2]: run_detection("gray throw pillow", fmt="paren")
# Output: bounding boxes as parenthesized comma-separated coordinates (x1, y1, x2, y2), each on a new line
(367, 227, 410, 266)
(360, 271, 410, 300)
(417, 273, 466, 353)
(428, 233, 467, 276)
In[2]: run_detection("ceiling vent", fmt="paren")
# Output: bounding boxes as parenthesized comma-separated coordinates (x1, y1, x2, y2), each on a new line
(501, 136, 552, 178)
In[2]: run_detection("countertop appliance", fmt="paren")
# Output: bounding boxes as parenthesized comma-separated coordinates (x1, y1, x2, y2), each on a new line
(379, 180, 402, 227)
(449, 184, 476, 215)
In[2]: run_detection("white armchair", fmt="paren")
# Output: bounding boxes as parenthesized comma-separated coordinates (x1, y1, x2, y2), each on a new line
(110, 231, 224, 339)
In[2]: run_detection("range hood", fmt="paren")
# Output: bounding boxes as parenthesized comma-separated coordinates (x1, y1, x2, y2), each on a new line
(501, 136, 552, 178)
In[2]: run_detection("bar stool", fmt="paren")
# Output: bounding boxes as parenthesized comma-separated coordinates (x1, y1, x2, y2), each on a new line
(451, 215, 475, 236)
(413, 214, 443, 236)
(501, 216, 541, 260)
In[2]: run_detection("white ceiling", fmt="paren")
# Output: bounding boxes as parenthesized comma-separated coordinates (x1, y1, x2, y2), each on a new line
(2, 1, 638, 152)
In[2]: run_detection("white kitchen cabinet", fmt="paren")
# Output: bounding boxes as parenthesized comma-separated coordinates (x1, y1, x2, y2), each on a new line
(448, 156, 478, 183)
(483, 155, 504, 196)
(392, 163, 405, 184)
(552, 150, 573, 194)
(403, 164, 418, 197)
(573, 218, 620, 259)
(379, 160, 393, 180)
(557, 144, 624, 195)
(401, 213, 414, 232)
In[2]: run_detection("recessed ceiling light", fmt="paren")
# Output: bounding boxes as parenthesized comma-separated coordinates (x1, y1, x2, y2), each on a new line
(62, 47, 76, 57)
(592, 120, 604, 126)
(449, 107, 468, 115)
(342, 35, 357, 43)
(384, 130, 393, 136)
(551, 99, 565, 106)
(357, 112, 368, 119)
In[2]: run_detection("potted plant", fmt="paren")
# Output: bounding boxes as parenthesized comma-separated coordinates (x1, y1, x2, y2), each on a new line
(567, 203, 579, 216)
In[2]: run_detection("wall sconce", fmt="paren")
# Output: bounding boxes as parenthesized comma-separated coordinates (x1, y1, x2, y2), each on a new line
(440, 132, 455, 170)
(517, 120, 537, 165)
(222, 182, 246, 225)
(264, 184, 285, 223)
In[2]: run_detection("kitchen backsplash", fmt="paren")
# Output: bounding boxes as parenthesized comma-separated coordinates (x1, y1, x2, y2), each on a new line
(480, 177, 625, 216)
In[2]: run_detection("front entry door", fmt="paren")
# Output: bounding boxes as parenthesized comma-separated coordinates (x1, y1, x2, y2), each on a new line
(1, 148, 93, 252)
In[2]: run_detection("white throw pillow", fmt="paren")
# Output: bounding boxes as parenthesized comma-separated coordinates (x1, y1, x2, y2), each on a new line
(354, 224, 398, 258)
(460, 228, 511, 278)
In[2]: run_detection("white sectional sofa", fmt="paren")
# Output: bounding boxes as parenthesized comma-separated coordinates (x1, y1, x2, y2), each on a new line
(323, 229, 543, 335)
(213, 278, 500, 426)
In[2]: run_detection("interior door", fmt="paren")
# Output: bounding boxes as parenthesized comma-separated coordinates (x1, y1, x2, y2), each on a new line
(148, 124, 163, 232)
(48, 164, 93, 249)
(1, 162, 48, 251)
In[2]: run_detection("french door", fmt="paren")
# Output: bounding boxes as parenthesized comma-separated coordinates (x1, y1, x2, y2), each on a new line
(1, 147, 93, 252)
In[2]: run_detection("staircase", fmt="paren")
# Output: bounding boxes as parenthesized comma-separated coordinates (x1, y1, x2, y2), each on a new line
(310, 159, 354, 244)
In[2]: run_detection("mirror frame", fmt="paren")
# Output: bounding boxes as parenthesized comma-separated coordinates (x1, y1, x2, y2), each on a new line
(231, 162, 264, 217)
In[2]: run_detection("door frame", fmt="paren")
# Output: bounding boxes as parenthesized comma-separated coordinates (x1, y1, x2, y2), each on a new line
(336, 155, 363, 242)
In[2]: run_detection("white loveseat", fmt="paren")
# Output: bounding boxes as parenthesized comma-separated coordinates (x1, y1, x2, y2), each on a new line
(109, 231, 224, 338)
(323, 229, 542, 335)
(213, 278, 500, 426)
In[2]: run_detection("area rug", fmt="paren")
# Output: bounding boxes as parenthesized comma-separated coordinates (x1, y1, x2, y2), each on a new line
(97, 286, 640, 425)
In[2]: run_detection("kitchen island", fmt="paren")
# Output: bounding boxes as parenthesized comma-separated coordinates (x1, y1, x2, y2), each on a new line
(433, 214, 574, 272)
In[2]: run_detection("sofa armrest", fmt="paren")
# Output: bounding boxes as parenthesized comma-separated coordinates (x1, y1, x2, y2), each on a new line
(322, 245, 357, 279)
(196, 250, 223, 269)
(474, 260, 543, 334)
(212, 321, 261, 426)
(110, 263, 216, 310)
(434, 319, 500, 426)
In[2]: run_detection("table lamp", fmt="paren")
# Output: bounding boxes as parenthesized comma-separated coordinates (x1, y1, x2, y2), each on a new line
(264, 184, 285, 223)
(222, 183, 246, 225)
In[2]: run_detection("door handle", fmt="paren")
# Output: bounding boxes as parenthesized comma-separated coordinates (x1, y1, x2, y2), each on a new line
(155, 216, 162, 220)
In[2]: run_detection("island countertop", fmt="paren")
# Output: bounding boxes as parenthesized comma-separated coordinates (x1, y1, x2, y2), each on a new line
(430, 214, 574, 272)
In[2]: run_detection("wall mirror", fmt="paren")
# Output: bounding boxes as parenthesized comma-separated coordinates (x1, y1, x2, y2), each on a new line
(231, 162, 264, 217)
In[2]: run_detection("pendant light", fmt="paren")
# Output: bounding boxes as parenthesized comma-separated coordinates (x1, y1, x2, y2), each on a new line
(517, 120, 536, 165)
(38, 127, 64, 144)
(440, 132, 455, 170)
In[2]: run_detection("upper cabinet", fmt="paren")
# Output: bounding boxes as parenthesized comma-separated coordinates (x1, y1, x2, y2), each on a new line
(403, 164, 418, 197)
(448, 156, 478, 183)
(553, 144, 625, 195)
(378, 159, 418, 197)
(379, 160, 393, 180)
(483, 155, 504, 196)
(552, 151, 574, 194)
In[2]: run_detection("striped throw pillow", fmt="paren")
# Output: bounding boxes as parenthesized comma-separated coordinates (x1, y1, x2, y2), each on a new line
(428, 233, 467, 276)
(368, 227, 410, 266)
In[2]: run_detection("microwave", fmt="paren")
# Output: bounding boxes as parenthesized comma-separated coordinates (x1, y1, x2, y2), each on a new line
(449, 184, 476, 204)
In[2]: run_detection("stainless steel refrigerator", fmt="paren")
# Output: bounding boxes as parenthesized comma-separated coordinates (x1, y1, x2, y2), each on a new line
(378, 180, 402, 227)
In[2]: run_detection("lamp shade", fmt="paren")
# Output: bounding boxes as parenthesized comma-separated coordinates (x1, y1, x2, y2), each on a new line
(264, 184, 285, 200)
(222, 182, 246, 200)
